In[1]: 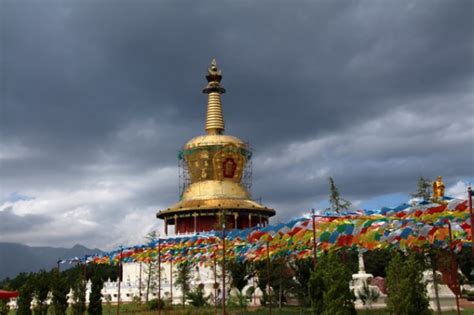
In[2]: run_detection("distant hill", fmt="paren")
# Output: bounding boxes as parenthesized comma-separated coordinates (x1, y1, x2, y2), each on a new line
(0, 242, 103, 280)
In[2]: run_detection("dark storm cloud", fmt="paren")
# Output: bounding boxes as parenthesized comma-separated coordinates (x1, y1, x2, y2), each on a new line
(0, 207, 50, 232)
(1, 0, 473, 247)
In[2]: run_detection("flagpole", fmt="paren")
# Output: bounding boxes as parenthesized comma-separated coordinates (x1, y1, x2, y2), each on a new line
(468, 186, 473, 279)
(158, 238, 162, 315)
(447, 221, 460, 315)
(222, 221, 226, 315)
(311, 209, 317, 267)
(168, 260, 172, 307)
(139, 262, 142, 301)
(117, 246, 123, 315)
(266, 240, 272, 315)
(213, 253, 217, 315)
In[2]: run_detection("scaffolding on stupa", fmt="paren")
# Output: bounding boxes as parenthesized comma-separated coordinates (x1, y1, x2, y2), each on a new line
(177, 140, 254, 200)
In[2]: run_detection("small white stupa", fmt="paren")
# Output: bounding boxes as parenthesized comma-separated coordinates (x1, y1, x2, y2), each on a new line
(350, 250, 386, 309)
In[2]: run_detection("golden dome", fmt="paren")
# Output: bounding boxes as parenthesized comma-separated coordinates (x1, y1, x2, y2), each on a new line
(184, 134, 245, 150)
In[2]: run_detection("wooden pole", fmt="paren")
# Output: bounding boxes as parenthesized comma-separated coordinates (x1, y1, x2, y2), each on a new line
(468, 186, 473, 271)
(222, 222, 226, 315)
(430, 250, 442, 315)
(311, 209, 317, 268)
(170, 261, 173, 307)
(158, 239, 161, 315)
(447, 221, 461, 315)
(139, 262, 142, 301)
(117, 247, 123, 315)
(252, 264, 256, 306)
(213, 254, 217, 315)
(266, 240, 272, 315)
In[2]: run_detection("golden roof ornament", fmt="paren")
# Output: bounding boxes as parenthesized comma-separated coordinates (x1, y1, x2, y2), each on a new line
(432, 176, 445, 201)
(203, 59, 225, 135)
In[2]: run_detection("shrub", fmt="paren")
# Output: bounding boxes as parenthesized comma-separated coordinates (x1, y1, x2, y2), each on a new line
(186, 284, 209, 308)
(0, 300, 9, 315)
(357, 282, 380, 308)
(147, 298, 165, 310)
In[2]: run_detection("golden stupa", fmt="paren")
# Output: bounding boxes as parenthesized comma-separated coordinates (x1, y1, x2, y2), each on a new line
(157, 59, 275, 234)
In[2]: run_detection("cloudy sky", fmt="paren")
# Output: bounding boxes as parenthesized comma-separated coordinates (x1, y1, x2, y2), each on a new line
(1, 0, 473, 250)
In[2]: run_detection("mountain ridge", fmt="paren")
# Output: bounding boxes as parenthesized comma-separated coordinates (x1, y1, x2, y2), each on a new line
(0, 242, 103, 280)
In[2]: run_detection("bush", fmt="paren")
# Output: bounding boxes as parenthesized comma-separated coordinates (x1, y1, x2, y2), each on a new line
(466, 290, 474, 301)
(228, 291, 249, 308)
(147, 298, 165, 310)
(186, 284, 209, 308)
(357, 282, 380, 307)
(0, 300, 9, 315)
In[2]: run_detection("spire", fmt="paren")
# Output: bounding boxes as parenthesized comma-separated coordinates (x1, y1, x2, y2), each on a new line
(203, 59, 225, 135)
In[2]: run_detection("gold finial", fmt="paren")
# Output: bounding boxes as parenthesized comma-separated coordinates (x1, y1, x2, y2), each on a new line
(203, 58, 226, 94)
(203, 59, 225, 135)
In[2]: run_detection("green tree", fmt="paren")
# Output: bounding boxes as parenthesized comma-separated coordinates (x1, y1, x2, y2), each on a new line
(17, 275, 35, 315)
(3, 272, 31, 291)
(364, 249, 392, 277)
(412, 176, 432, 201)
(0, 299, 9, 315)
(32, 270, 50, 315)
(328, 177, 351, 213)
(144, 231, 158, 303)
(70, 272, 86, 315)
(321, 255, 355, 315)
(386, 252, 430, 315)
(254, 261, 272, 306)
(186, 283, 209, 308)
(254, 258, 295, 307)
(227, 259, 250, 293)
(309, 254, 355, 315)
(50, 269, 69, 315)
(174, 261, 192, 306)
(456, 246, 474, 282)
(308, 262, 325, 315)
(291, 258, 313, 307)
(87, 274, 104, 315)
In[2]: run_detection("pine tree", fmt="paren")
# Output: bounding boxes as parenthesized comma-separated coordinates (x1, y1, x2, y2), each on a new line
(70, 273, 86, 315)
(309, 254, 355, 315)
(144, 231, 158, 303)
(308, 265, 325, 315)
(50, 270, 69, 315)
(291, 258, 313, 307)
(87, 274, 104, 315)
(32, 270, 50, 315)
(321, 255, 356, 315)
(411, 176, 432, 201)
(0, 299, 9, 315)
(328, 177, 351, 213)
(386, 252, 430, 315)
(174, 261, 192, 306)
(227, 259, 250, 294)
(253, 258, 295, 307)
(17, 277, 34, 315)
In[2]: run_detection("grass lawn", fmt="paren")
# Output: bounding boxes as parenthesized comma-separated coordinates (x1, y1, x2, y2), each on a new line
(100, 304, 474, 315)
(7, 305, 473, 315)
